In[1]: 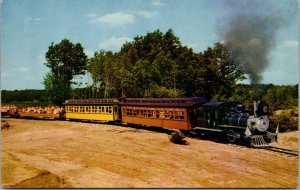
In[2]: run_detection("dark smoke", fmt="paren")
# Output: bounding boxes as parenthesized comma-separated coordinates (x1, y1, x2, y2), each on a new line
(219, 0, 297, 84)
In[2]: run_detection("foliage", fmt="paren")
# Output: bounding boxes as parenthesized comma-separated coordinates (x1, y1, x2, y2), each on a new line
(87, 29, 245, 99)
(263, 85, 298, 111)
(1, 89, 48, 103)
(199, 42, 246, 100)
(44, 39, 87, 105)
(229, 84, 298, 112)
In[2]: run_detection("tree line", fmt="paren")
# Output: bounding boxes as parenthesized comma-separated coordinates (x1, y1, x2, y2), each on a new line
(1, 84, 297, 112)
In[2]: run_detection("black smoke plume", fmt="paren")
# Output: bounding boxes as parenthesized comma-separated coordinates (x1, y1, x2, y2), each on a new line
(219, 0, 297, 84)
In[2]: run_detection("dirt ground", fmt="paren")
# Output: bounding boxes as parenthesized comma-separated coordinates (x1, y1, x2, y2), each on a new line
(1, 118, 298, 188)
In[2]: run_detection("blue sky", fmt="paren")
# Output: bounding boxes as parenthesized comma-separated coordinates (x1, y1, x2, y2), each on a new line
(1, 0, 298, 90)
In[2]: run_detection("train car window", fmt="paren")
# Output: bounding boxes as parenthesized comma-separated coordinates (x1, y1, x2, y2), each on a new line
(159, 110, 165, 118)
(127, 108, 132, 116)
(136, 108, 140, 117)
(106, 107, 108, 113)
(132, 109, 137, 116)
(138, 109, 142, 117)
(174, 110, 185, 120)
(147, 110, 152, 118)
(141, 109, 145, 117)
(155, 110, 160, 118)
(108, 106, 112, 114)
(165, 111, 174, 119)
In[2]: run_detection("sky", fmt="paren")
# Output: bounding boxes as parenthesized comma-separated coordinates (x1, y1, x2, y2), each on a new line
(1, 0, 299, 90)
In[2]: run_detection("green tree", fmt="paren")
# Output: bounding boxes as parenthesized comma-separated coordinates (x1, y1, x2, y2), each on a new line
(117, 29, 194, 97)
(44, 39, 87, 105)
(87, 50, 118, 98)
(263, 85, 298, 111)
(198, 43, 246, 100)
(86, 29, 247, 99)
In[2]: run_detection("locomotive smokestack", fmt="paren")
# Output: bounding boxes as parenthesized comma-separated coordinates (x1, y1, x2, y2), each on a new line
(253, 100, 257, 115)
(218, 0, 296, 84)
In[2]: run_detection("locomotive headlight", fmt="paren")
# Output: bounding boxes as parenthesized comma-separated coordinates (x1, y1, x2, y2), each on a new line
(263, 106, 269, 114)
(255, 117, 269, 132)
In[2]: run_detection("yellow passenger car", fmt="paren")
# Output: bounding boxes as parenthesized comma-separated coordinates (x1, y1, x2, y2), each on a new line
(64, 99, 120, 121)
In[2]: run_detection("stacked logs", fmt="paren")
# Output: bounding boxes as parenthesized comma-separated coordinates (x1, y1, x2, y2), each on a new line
(19, 106, 64, 114)
(1, 105, 18, 116)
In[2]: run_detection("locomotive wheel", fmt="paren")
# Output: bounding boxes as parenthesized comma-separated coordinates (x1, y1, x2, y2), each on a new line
(227, 130, 236, 143)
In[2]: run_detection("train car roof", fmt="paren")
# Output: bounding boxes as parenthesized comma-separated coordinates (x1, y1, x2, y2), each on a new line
(203, 102, 224, 108)
(64, 98, 119, 105)
(120, 97, 208, 107)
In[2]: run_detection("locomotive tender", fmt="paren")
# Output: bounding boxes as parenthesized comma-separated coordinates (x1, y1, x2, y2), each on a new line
(2, 97, 278, 147)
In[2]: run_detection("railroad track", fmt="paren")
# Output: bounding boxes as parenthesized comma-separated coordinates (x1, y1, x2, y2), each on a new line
(262, 146, 299, 157)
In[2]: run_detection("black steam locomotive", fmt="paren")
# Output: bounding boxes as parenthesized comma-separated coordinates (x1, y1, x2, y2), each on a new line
(191, 101, 278, 147)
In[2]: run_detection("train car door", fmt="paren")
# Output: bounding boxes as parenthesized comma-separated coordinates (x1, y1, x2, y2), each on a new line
(196, 106, 206, 127)
(206, 109, 216, 128)
(188, 107, 197, 128)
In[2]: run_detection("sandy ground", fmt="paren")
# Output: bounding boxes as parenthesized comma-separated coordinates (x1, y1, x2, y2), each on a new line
(1, 118, 298, 188)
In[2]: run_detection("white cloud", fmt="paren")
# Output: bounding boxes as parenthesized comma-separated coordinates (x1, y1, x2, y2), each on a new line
(98, 37, 132, 52)
(136, 11, 158, 18)
(84, 49, 95, 58)
(151, 0, 164, 6)
(278, 40, 298, 48)
(90, 12, 135, 26)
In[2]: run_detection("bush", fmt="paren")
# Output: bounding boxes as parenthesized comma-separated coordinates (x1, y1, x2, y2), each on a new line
(270, 107, 299, 132)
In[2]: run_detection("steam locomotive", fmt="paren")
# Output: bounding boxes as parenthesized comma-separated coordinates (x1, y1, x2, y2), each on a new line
(1, 98, 278, 147)
(193, 101, 278, 147)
